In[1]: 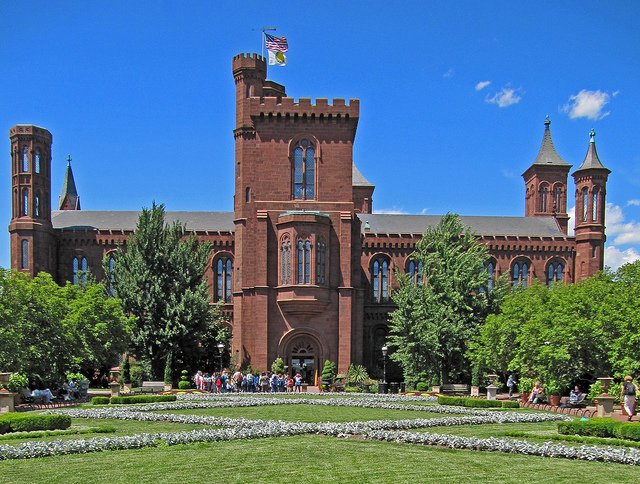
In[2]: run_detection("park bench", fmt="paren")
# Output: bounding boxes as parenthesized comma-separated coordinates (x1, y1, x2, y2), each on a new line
(141, 381, 165, 393)
(440, 384, 470, 395)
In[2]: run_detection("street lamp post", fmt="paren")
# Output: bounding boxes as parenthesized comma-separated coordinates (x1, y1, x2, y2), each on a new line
(381, 345, 388, 386)
(217, 343, 225, 373)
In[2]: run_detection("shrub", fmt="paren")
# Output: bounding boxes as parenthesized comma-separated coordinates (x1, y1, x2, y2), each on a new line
(346, 364, 370, 387)
(616, 423, 640, 441)
(437, 395, 505, 408)
(587, 381, 604, 401)
(109, 395, 177, 405)
(502, 401, 520, 409)
(8, 373, 29, 393)
(163, 352, 173, 385)
(178, 380, 191, 390)
(121, 355, 131, 384)
(129, 363, 144, 387)
(0, 413, 71, 434)
(271, 358, 285, 375)
(91, 396, 110, 405)
(437, 396, 466, 406)
(344, 386, 363, 393)
(66, 372, 88, 383)
(558, 418, 621, 438)
(416, 382, 430, 392)
(321, 360, 336, 384)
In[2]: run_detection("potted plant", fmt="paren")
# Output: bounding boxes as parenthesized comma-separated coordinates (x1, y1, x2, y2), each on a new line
(321, 360, 336, 392)
(545, 380, 561, 406)
(519, 377, 534, 403)
(8, 372, 29, 404)
(178, 370, 191, 390)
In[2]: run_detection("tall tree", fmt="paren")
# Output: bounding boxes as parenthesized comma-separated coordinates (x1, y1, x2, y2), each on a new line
(105, 202, 224, 378)
(387, 213, 503, 386)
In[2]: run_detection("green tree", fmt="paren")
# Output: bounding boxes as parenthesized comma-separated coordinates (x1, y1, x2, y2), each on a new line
(387, 213, 502, 386)
(105, 202, 225, 378)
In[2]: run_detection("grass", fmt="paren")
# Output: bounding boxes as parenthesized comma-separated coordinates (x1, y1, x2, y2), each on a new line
(2, 435, 640, 484)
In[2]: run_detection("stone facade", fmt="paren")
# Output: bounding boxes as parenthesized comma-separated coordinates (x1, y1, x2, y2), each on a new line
(7, 53, 611, 380)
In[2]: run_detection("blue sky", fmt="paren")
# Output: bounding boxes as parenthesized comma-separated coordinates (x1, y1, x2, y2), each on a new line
(1, 1, 639, 270)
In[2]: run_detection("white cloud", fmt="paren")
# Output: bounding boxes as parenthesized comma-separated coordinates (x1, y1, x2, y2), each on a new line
(374, 207, 408, 215)
(605, 246, 640, 271)
(420, 208, 429, 215)
(568, 205, 575, 235)
(605, 202, 640, 245)
(475, 81, 491, 91)
(486, 87, 522, 108)
(627, 199, 640, 207)
(443, 68, 455, 79)
(562, 89, 611, 120)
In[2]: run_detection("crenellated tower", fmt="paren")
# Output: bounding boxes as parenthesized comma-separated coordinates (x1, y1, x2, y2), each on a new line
(8, 124, 56, 276)
(572, 129, 610, 281)
(522, 116, 572, 234)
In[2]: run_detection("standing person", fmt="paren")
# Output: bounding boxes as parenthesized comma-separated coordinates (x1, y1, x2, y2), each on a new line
(294, 372, 302, 393)
(286, 374, 293, 393)
(260, 372, 269, 393)
(245, 370, 254, 393)
(621, 375, 637, 421)
(507, 374, 517, 398)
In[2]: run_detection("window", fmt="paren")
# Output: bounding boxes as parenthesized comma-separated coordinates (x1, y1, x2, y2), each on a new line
(281, 237, 291, 285)
(512, 260, 529, 288)
(546, 261, 564, 286)
(408, 259, 423, 285)
(316, 238, 326, 285)
(107, 255, 116, 296)
(22, 189, 29, 216)
(553, 186, 562, 212)
(73, 256, 88, 285)
(35, 194, 40, 217)
(592, 187, 599, 222)
(582, 188, 589, 222)
(297, 239, 312, 284)
(487, 260, 496, 291)
(293, 139, 315, 200)
(215, 256, 233, 302)
(21, 147, 29, 172)
(540, 186, 548, 212)
(35, 150, 41, 173)
(372, 257, 390, 303)
(21, 240, 28, 269)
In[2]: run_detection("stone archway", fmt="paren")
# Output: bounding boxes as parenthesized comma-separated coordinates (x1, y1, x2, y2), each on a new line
(280, 332, 324, 386)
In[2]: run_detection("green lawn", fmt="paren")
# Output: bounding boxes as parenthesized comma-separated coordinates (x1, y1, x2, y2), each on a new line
(2, 435, 639, 484)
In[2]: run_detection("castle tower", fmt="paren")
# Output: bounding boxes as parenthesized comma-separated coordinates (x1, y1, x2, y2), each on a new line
(572, 129, 610, 281)
(8, 125, 56, 276)
(522, 116, 572, 233)
(58, 155, 81, 210)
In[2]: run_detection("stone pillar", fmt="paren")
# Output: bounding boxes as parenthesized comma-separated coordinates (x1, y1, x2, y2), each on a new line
(486, 385, 498, 400)
(109, 382, 121, 398)
(0, 392, 17, 413)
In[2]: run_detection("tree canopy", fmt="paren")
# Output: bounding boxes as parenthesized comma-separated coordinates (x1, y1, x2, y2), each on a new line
(387, 213, 505, 386)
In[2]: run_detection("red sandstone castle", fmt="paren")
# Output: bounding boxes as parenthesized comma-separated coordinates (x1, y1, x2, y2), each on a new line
(9, 53, 610, 379)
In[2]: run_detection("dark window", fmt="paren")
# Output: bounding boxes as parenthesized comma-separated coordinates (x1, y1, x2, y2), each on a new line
(540, 186, 548, 212)
(293, 139, 315, 200)
(35, 150, 41, 173)
(592, 187, 599, 222)
(553, 186, 562, 211)
(372, 257, 390, 303)
(215, 256, 233, 302)
(22, 189, 28, 216)
(408, 259, 423, 285)
(316, 238, 326, 285)
(582, 188, 589, 222)
(487, 261, 496, 291)
(512, 260, 529, 288)
(547, 261, 564, 286)
(73, 256, 88, 285)
(108, 255, 116, 296)
(21, 240, 28, 269)
(296, 239, 312, 284)
(35, 194, 40, 217)
(21, 147, 28, 172)
(281, 237, 291, 284)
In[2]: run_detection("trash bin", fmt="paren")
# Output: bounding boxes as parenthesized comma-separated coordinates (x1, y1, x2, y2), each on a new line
(400, 382, 406, 393)
(378, 382, 388, 394)
(389, 382, 399, 394)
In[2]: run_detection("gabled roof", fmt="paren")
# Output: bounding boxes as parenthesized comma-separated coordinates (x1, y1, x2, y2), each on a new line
(357, 213, 567, 238)
(352, 163, 374, 187)
(58, 158, 81, 210)
(573, 129, 611, 174)
(529, 116, 571, 168)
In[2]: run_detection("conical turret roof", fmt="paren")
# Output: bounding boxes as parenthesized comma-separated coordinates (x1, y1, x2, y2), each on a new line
(530, 116, 571, 167)
(58, 155, 81, 210)
(574, 128, 611, 174)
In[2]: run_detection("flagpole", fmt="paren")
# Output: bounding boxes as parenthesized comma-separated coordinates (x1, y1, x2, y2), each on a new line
(258, 26, 276, 59)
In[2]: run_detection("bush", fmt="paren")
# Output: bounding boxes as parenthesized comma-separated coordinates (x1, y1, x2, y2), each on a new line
(0, 413, 71, 434)
(271, 358, 285, 374)
(437, 396, 466, 406)
(109, 395, 177, 405)
(558, 418, 621, 438)
(437, 395, 505, 408)
(344, 386, 363, 393)
(321, 360, 336, 384)
(616, 423, 640, 441)
(8, 373, 29, 393)
(91, 396, 110, 405)
(178, 380, 191, 390)
(502, 401, 520, 409)
(416, 382, 430, 392)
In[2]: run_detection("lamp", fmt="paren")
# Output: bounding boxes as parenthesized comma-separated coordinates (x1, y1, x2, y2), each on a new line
(217, 343, 225, 372)
(381, 346, 388, 385)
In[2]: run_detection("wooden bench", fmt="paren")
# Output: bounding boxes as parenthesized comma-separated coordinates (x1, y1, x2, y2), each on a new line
(141, 381, 165, 393)
(440, 384, 470, 395)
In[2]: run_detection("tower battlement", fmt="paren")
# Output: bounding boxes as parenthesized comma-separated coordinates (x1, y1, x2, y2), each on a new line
(10, 124, 52, 142)
(249, 96, 359, 119)
(232, 53, 267, 78)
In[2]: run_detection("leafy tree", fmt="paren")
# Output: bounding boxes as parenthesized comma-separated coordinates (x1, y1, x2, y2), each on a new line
(105, 202, 226, 379)
(271, 357, 285, 374)
(387, 213, 503, 386)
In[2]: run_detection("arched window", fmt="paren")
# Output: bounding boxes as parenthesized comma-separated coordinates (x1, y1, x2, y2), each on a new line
(107, 255, 116, 296)
(72, 256, 88, 285)
(281, 237, 291, 285)
(215, 256, 233, 302)
(21, 240, 28, 269)
(22, 188, 28, 216)
(21, 147, 29, 172)
(316, 238, 326, 285)
(512, 260, 529, 288)
(372, 257, 390, 303)
(592, 187, 599, 222)
(34, 150, 41, 173)
(35, 194, 40, 217)
(487, 260, 496, 291)
(296, 239, 312, 284)
(540, 186, 548, 212)
(407, 259, 423, 285)
(546, 261, 564, 286)
(293, 139, 315, 200)
(582, 188, 589, 222)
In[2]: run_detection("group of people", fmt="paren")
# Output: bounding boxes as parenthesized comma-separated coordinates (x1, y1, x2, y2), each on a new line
(193, 370, 304, 393)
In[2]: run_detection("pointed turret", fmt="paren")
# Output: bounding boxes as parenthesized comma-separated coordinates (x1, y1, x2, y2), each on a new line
(522, 117, 571, 233)
(572, 129, 611, 281)
(58, 155, 81, 210)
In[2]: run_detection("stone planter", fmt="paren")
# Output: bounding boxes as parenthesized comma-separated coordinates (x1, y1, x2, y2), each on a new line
(432, 385, 441, 394)
(486, 384, 498, 400)
(595, 394, 615, 417)
(470, 386, 480, 397)
(164, 383, 172, 391)
(549, 394, 561, 406)
(520, 392, 530, 404)
(122, 383, 132, 394)
(0, 391, 17, 413)
(109, 382, 121, 398)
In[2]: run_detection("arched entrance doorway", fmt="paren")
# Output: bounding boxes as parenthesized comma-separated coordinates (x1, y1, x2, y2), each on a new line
(287, 337, 319, 385)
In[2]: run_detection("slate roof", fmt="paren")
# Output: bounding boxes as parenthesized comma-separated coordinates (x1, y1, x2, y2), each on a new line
(357, 213, 567, 237)
(529, 117, 570, 168)
(574, 129, 610, 174)
(352, 163, 374, 187)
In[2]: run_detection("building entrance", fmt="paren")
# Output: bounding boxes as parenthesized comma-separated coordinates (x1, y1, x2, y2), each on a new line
(288, 338, 317, 385)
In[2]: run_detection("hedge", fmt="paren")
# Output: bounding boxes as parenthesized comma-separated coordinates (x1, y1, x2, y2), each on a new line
(109, 395, 177, 405)
(91, 396, 110, 405)
(0, 413, 71, 434)
(436, 395, 518, 409)
(616, 423, 640, 441)
(558, 418, 621, 438)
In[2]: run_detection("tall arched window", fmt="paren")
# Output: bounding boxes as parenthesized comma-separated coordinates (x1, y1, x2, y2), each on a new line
(512, 260, 529, 288)
(293, 139, 315, 200)
(35, 194, 40, 217)
(21, 147, 29, 172)
(316, 238, 326, 285)
(72, 256, 88, 285)
(34, 150, 41, 173)
(540, 186, 548, 212)
(22, 188, 28, 216)
(372, 257, 390, 303)
(281, 237, 291, 285)
(108, 255, 116, 296)
(546, 261, 564, 286)
(553, 186, 562, 212)
(215, 256, 233, 302)
(21, 240, 28, 269)
(582, 188, 589, 222)
(408, 259, 423, 285)
(592, 187, 599, 222)
(487, 260, 496, 291)
(296, 239, 312, 284)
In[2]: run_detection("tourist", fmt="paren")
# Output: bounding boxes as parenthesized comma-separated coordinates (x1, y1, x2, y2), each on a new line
(259, 372, 269, 393)
(507, 374, 517, 398)
(270, 372, 278, 393)
(529, 381, 543, 404)
(245, 370, 254, 393)
(253, 372, 259, 393)
(569, 385, 581, 405)
(286, 374, 293, 392)
(294, 372, 302, 393)
(621, 375, 637, 421)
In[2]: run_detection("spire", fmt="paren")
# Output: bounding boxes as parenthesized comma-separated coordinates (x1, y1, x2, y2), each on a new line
(573, 128, 611, 174)
(530, 116, 571, 167)
(58, 155, 81, 210)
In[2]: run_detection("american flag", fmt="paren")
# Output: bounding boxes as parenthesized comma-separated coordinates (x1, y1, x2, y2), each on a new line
(265, 33, 288, 53)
